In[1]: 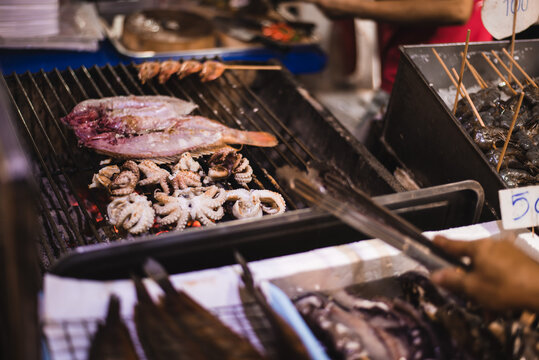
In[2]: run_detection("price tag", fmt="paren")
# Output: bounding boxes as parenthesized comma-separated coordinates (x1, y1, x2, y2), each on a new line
(499, 186, 539, 229)
(482, 0, 539, 40)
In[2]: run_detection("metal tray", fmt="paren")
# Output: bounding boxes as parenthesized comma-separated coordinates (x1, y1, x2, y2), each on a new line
(50, 180, 484, 280)
(102, 11, 319, 60)
(381, 39, 539, 220)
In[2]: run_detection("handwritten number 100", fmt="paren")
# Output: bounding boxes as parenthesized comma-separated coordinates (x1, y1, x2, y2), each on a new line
(504, 0, 529, 16)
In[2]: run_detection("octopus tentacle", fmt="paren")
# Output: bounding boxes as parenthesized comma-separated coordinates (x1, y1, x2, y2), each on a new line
(110, 170, 138, 196)
(107, 193, 155, 234)
(233, 158, 253, 186)
(89, 165, 120, 189)
(254, 190, 286, 215)
(138, 160, 171, 194)
(172, 152, 201, 173)
(170, 170, 202, 190)
(226, 189, 262, 219)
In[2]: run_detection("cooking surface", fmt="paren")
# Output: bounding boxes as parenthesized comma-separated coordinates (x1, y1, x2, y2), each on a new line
(1, 61, 401, 270)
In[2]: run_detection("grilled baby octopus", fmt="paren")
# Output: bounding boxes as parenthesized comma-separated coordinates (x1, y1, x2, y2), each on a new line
(154, 186, 226, 230)
(107, 193, 155, 234)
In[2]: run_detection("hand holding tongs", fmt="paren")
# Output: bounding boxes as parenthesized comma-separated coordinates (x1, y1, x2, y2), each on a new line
(277, 166, 471, 272)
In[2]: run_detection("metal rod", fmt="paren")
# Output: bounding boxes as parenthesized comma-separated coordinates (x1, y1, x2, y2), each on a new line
(92, 65, 117, 97)
(501, 48, 538, 88)
(451, 68, 486, 128)
(226, 69, 319, 163)
(119, 63, 145, 95)
(1, 74, 83, 247)
(54, 68, 78, 106)
(67, 66, 89, 100)
(453, 29, 471, 114)
(496, 92, 525, 172)
(81, 65, 104, 98)
(490, 50, 524, 90)
(26, 71, 103, 244)
(106, 63, 132, 95)
(481, 52, 517, 95)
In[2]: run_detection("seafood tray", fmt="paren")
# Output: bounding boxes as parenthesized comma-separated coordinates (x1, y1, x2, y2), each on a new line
(381, 39, 539, 220)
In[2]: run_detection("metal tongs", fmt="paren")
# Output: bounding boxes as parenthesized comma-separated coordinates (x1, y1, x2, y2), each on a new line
(278, 166, 471, 272)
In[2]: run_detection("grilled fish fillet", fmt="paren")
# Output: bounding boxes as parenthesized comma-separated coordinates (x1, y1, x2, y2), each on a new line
(61, 95, 278, 162)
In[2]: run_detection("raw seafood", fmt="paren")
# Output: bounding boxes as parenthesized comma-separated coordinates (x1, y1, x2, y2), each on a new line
(61, 95, 278, 162)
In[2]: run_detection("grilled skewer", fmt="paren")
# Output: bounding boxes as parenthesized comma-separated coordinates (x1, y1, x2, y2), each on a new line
(137, 60, 282, 84)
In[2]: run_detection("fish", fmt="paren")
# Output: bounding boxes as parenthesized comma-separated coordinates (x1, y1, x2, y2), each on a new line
(87, 295, 140, 360)
(144, 259, 267, 360)
(133, 276, 206, 360)
(61, 95, 278, 162)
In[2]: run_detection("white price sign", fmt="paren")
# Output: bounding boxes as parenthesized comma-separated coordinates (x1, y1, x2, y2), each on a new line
(482, 0, 539, 40)
(499, 186, 539, 229)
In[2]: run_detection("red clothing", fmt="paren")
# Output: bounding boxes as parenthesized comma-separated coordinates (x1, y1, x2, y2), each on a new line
(378, 0, 492, 93)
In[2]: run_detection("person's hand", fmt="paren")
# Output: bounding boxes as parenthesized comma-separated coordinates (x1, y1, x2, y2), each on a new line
(431, 235, 539, 312)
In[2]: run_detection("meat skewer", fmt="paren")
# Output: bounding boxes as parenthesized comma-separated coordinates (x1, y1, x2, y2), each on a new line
(450, 68, 486, 128)
(431, 49, 464, 99)
(452, 29, 471, 114)
(137, 60, 282, 84)
(496, 92, 525, 172)
(501, 48, 538, 88)
(481, 52, 517, 95)
(489, 51, 524, 90)
(460, 53, 487, 89)
(508, 0, 519, 82)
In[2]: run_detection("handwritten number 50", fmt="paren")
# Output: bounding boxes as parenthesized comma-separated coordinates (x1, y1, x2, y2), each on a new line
(504, 0, 529, 16)
(512, 192, 530, 221)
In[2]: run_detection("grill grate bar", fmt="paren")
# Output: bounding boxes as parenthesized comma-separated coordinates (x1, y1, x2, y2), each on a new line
(25, 71, 103, 244)
(197, 75, 302, 168)
(35, 188, 67, 254)
(118, 63, 144, 95)
(41, 70, 68, 115)
(106, 64, 132, 95)
(1, 73, 84, 247)
(54, 68, 78, 106)
(168, 78, 299, 208)
(81, 66, 104, 98)
(92, 65, 117, 97)
(67, 67, 89, 100)
(225, 71, 320, 161)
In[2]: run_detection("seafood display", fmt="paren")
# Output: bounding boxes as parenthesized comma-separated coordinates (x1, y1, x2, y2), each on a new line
(61, 95, 278, 162)
(295, 272, 539, 360)
(455, 80, 539, 187)
(137, 60, 225, 84)
(94, 149, 285, 234)
(88, 295, 139, 360)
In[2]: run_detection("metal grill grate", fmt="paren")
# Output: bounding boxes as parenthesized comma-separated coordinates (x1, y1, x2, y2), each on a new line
(0, 62, 322, 269)
(43, 301, 280, 360)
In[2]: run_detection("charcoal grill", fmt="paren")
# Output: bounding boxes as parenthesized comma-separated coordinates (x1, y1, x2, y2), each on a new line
(0, 59, 488, 280)
(1, 60, 405, 272)
(381, 39, 539, 220)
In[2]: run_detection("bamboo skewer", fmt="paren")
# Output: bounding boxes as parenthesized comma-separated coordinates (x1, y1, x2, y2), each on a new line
(224, 65, 282, 70)
(432, 49, 463, 98)
(496, 92, 525, 172)
(453, 30, 471, 114)
(490, 50, 524, 90)
(502, 48, 538, 88)
(481, 52, 517, 95)
(463, 56, 487, 89)
(451, 68, 486, 128)
(508, 0, 519, 82)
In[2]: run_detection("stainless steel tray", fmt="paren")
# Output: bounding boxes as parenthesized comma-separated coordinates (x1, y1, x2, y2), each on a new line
(101, 10, 319, 59)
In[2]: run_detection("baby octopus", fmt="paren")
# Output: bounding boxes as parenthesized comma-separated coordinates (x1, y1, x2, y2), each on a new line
(153, 186, 227, 230)
(107, 193, 155, 234)
(169, 153, 203, 190)
(89, 165, 120, 189)
(109, 160, 140, 196)
(225, 189, 286, 219)
(138, 160, 171, 194)
(207, 149, 253, 186)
